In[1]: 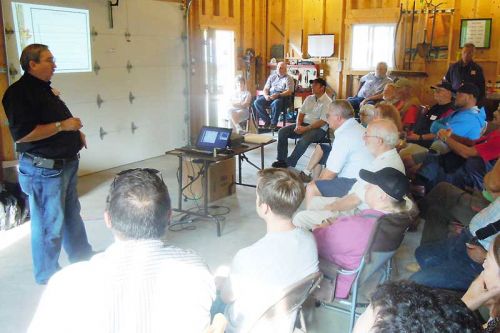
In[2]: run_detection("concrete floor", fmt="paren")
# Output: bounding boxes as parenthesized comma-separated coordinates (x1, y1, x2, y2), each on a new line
(0, 139, 421, 333)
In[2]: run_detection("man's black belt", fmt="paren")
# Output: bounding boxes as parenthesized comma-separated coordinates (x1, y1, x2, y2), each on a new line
(22, 153, 79, 169)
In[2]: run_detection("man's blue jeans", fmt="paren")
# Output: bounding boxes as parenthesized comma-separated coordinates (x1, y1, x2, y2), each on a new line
(277, 124, 327, 167)
(410, 230, 483, 291)
(347, 96, 364, 111)
(18, 155, 92, 284)
(253, 95, 287, 125)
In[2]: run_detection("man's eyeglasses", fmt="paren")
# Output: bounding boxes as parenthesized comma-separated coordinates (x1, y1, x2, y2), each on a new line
(363, 132, 383, 141)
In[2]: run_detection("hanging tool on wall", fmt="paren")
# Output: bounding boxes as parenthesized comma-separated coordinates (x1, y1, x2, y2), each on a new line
(416, 0, 431, 59)
(427, 2, 444, 61)
(407, 0, 416, 69)
(394, 3, 404, 69)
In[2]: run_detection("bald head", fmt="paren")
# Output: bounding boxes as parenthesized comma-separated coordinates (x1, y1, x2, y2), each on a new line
(370, 119, 399, 148)
(277, 62, 287, 76)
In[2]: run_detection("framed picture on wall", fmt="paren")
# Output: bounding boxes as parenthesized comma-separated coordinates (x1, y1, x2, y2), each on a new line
(459, 18, 492, 49)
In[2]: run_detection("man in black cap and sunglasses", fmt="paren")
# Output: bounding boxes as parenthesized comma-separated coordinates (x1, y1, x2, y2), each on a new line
(29, 169, 215, 333)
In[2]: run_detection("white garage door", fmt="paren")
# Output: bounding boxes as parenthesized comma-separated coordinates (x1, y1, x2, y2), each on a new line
(2, 0, 188, 175)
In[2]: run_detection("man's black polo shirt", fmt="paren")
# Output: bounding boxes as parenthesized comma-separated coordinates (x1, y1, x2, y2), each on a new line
(445, 60, 485, 100)
(413, 102, 455, 135)
(408, 102, 454, 148)
(2, 73, 81, 159)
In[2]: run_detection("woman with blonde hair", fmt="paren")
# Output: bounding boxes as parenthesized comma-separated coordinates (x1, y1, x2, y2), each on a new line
(393, 78, 421, 131)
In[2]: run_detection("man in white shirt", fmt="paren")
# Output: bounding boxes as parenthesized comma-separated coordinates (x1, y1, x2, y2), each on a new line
(29, 169, 215, 333)
(294, 119, 406, 229)
(218, 168, 318, 332)
(347, 62, 392, 111)
(304, 100, 373, 206)
(272, 78, 332, 169)
(253, 61, 295, 129)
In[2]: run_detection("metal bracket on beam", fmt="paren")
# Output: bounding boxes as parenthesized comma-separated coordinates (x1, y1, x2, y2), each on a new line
(91, 26, 98, 39)
(96, 94, 104, 108)
(8, 64, 18, 78)
(4, 26, 14, 35)
(93, 61, 101, 75)
(126, 60, 133, 73)
(131, 122, 138, 134)
(128, 91, 135, 104)
(99, 127, 108, 140)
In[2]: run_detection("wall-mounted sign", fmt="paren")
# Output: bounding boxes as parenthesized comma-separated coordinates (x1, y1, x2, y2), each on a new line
(459, 18, 492, 49)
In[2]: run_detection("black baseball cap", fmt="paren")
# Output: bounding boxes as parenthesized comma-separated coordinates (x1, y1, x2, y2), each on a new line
(359, 167, 409, 202)
(457, 83, 480, 99)
(309, 78, 327, 87)
(431, 81, 455, 93)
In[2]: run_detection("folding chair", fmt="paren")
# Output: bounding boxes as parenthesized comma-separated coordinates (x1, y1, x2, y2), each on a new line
(316, 210, 418, 333)
(244, 271, 323, 333)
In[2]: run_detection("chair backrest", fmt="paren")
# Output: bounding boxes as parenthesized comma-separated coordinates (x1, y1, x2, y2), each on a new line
(358, 209, 417, 286)
(248, 271, 322, 333)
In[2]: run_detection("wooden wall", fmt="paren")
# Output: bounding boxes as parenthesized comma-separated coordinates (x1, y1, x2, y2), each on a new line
(0, 4, 15, 169)
(187, 0, 500, 128)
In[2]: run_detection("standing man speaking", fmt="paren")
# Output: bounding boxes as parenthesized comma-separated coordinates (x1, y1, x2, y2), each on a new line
(2, 44, 93, 284)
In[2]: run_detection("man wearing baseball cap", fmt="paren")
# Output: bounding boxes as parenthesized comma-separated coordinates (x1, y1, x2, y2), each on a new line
(313, 167, 412, 298)
(430, 82, 486, 141)
(403, 82, 455, 154)
(272, 78, 331, 169)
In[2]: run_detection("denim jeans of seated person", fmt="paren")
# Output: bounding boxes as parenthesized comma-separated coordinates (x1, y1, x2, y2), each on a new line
(18, 156, 92, 284)
(410, 230, 483, 291)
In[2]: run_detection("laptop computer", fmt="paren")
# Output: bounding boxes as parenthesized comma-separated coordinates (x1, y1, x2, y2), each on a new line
(177, 126, 232, 154)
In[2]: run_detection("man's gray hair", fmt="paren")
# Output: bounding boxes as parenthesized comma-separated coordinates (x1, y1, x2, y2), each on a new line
(329, 100, 354, 119)
(377, 62, 388, 69)
(20, 43, 49, 72)
(369, 118, 399, 148)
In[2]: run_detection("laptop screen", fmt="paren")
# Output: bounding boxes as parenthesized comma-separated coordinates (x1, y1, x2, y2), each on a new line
(196, 126, 232, 150)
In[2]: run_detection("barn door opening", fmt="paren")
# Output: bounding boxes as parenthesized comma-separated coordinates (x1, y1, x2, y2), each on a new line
(203, 29, 235, 127)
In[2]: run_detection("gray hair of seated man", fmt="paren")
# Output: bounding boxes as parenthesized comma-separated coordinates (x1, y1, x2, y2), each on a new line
(369, 118, 399, 148)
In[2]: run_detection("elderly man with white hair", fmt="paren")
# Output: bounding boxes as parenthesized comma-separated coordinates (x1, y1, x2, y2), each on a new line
(347, 62, 392, 111)
(293, 119, 406, 229)
(253, 61, 294, 129)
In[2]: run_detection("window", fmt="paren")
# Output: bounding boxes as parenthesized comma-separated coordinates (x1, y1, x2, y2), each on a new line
(12, 2, 92, 73)
(351, 24, 395, 70)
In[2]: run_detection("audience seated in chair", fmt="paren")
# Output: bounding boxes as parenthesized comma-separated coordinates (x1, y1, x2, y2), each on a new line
(271, 78, 331, 169)
(253, 61, 294, 130)
(400, 81, 455, 159)
(228, 76, 252, 134)
(410, 161, 500, 291)
(301, 100, 372, 201)
(28, 169, 215, 333)
(294, 119, 405, 229)
(412, 113, 499, 193)
(215, 168, 318, 333)
(313, 167, 411, 298)
(353, 280, 483, 333)
(347, 62, 392, 111)
(299, 102, 402, 183)
(403, 83, 489, 184)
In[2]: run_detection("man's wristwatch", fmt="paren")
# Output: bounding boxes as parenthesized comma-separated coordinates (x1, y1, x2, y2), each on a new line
(55, 121, 62, 132)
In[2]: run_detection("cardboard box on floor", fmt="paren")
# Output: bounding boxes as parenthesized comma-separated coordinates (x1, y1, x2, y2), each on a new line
(181, 157, 236, 203)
